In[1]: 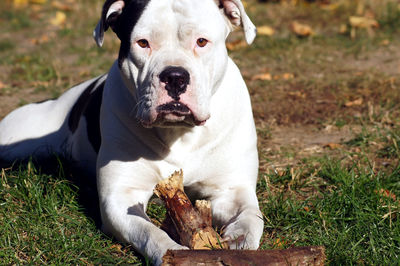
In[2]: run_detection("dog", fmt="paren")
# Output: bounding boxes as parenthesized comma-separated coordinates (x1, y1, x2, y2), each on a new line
(0, 0, 263, 264)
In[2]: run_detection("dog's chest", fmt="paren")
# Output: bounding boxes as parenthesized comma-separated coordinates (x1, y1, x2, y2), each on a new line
(156, 127, 227, 189)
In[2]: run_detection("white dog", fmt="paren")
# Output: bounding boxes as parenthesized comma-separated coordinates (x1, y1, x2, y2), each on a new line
(0, 0, 263, 264)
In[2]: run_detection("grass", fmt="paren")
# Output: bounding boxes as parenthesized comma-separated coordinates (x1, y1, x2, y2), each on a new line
(1, 0, 400, 264)
(0, 162, 142, 264)
(258, 158, 400, 264)
(1, 156, 399, 264)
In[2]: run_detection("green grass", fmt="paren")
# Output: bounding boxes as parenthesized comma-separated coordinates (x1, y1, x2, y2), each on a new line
(378, 1, 400, 33)
(1, 156, 398, 264)
(378, 127, 400, 159)
(0, 40, 15, 52)
(258, 158, 400, 264)
(0, 10, 32, 31)
(10, 55, 57, 82)
(0, 163, 141, 264)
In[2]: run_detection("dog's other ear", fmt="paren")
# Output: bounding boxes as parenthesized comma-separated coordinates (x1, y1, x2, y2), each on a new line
(219, 0, 256, 44)
(93, 0, 125, 47)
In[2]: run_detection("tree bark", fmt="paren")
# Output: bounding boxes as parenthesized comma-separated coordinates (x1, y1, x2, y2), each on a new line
(155, 171, 326, 265)
(162, 246, 326, 266)
(154, 170, 227, 249)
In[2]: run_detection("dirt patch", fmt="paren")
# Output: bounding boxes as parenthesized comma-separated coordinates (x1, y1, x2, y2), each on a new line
(348, 44, 400, 75)
(257, 124, 360, 171)
(247, 49, 400, 126)
(268, 125, 356, 150)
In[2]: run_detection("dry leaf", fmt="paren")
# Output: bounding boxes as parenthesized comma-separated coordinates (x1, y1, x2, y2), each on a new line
(377, 189, 397, 201)
(251, 73, 272, 81)
(345, 98, 363, 107)
(226, 40, 247, 51)
(324, 143, 342, 149)
(339, 24, 347, 34)
(349, 16, 379, 28)
(290, 21, 314, 37)
(252, 72, 294, 81)
(276, 169, 286, 177)
(31, 4, 44, 12)
(31, 81, 50, 89)
(30, 34, 50, 45)
(273, 238, 286, 248)
(288, 91, 305, 98)
(110, 244, 123, 253)
(51, 1, 74, 11)
(50, 11, 67, 27)
(257, 25, 275, 36)
(282, 73, 294, 80)
(13, 0, 28, 8)
(0, 81, 7, 90)
(380, 39, 390, 46)
(30, 0, 47, 4)
(79, 70, 90, 77)
(354, 72, 363, 76)
(320, 3, 340, 11)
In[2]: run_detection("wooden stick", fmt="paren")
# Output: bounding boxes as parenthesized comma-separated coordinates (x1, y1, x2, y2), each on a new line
(162, 246, 326, 266)
(156, 171, 326, 265)
(154, 170, 227, 249)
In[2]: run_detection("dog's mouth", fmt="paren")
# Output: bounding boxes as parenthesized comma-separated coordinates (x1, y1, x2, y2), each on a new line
(141, 101, 207, 128)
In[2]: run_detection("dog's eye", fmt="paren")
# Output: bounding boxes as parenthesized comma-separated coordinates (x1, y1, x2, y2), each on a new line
(137, 39, 150, 48)
(196, 38, 208, 48)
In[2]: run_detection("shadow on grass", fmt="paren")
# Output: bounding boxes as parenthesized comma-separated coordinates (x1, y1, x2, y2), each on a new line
(1, 156, 102, 227)
(0, 157, 146, 264)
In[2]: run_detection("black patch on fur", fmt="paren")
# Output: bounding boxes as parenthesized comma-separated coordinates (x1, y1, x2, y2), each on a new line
(68, 80, 98, 133)
(83, 81, 104, 153)
(101, 0, 122, 32)
(68, 76, 105, 153)
(103, 0, 150, 67)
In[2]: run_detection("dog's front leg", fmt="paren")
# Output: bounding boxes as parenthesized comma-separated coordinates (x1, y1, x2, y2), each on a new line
(97, 163, 186, 265)
(211, 185, 264, 250)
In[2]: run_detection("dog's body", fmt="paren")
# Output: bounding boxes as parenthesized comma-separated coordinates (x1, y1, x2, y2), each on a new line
(0, 0, 263, 264)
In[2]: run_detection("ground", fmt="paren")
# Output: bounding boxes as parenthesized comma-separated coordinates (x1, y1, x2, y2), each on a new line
(0, 0, 399, 264)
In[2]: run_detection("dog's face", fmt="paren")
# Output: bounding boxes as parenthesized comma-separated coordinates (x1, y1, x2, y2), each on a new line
(94, 0, 255, 128)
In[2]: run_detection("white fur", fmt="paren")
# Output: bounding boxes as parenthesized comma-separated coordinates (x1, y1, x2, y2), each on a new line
(0, 0, 262, 265)
(0, 77, 104, 162)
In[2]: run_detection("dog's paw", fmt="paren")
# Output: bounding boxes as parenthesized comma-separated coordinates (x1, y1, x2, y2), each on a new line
(221, 220, 261, 250)
(169, 243, 189, 250)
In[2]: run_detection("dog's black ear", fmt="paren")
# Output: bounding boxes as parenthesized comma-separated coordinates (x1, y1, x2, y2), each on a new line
(93, 0, 125, 47)
(219, 0, 256, 44)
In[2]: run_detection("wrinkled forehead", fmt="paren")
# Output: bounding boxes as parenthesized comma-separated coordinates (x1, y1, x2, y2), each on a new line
(130, 0, 226, 40)
(145, 0, 222, 20)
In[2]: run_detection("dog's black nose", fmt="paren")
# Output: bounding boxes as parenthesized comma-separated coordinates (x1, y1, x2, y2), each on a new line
(159, 66, 190, 100)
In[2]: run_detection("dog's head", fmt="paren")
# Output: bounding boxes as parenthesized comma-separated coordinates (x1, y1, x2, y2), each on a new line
(94, 0, 255, 128)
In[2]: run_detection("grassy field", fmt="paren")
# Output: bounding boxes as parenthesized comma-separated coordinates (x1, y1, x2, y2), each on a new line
(1, 0, 400, 264)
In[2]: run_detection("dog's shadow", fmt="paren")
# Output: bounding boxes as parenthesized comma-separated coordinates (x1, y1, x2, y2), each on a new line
(0, 157, 158, 264)
(1, 157, 102, 227)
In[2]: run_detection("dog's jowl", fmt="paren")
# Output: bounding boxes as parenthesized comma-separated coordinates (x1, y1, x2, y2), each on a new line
(0, 0, 263, 264)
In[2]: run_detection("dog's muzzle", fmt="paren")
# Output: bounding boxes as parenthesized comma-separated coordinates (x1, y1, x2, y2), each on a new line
(140, 66, 208, 128)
